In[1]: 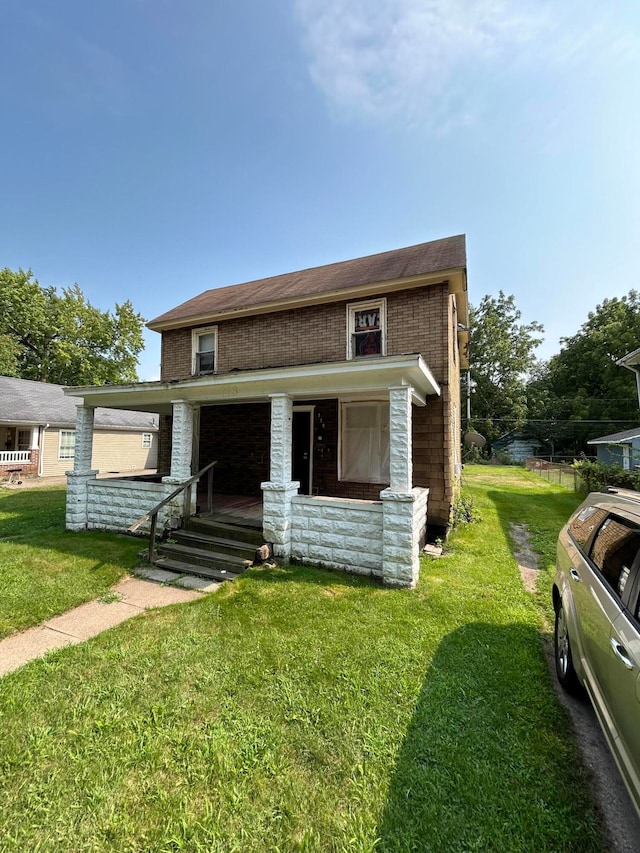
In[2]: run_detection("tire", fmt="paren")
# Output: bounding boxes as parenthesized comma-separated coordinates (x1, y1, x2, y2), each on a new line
(554, 601, 582, 694)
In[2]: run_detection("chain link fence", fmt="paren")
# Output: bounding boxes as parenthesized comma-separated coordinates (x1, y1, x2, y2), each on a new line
(525, 458, 583, 492)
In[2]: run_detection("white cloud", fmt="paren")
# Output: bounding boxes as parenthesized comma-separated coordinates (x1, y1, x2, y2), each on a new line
(293, 0, 636, 128)
(294, 0, 547, 124)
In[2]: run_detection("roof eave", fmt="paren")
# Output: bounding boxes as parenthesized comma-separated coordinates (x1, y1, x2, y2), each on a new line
(617, 347, 640, 369)
(64, 355, 441, 414)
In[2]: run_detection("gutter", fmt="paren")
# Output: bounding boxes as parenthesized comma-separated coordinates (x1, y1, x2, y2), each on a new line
(618, 359, 640, 409)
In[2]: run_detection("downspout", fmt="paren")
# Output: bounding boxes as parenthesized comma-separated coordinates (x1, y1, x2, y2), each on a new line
(38, 424, 49, 477)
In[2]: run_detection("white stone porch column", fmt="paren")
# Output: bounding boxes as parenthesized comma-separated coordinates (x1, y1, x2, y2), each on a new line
(29, 427, 39, 451)
(262, 393, 299, 559)
(388, 385, 412, 491)
(66, 405, 98, 531)
(381, 385, 425, 588)
(163, 399, 194, 484)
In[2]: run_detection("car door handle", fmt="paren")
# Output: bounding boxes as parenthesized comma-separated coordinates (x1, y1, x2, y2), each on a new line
(569, 569, 581, 582)
(610, 638, 635, 671)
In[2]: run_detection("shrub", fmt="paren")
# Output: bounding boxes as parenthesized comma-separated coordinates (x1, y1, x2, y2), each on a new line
(492, 451, 514, 465)
(573, 459, 640, 492)
(451, 492, 481, 527)
(462, 444, 486, 464)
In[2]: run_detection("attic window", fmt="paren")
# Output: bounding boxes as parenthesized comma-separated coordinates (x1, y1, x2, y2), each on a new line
(192, 326, 218, 375)
(347, 299, 386, 359)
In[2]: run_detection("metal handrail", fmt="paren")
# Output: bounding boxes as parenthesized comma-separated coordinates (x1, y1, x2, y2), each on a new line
(128, 460, 217, 562)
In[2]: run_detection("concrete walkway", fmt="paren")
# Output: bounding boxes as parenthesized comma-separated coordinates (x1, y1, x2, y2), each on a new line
(0, 569, 219, 678)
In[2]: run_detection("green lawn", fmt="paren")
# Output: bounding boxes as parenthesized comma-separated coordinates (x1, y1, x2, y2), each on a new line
(0, 468, 605, 852)
(0, 486, 141, 638)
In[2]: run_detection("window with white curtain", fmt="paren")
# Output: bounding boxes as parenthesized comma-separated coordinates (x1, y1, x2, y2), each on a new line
(340, 402, 390, 483)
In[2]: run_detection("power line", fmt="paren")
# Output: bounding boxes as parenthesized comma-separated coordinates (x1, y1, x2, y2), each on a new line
(465, 418, 639, 424)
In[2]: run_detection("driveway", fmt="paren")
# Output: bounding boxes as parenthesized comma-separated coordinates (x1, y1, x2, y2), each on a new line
(545, 639, 640, 853)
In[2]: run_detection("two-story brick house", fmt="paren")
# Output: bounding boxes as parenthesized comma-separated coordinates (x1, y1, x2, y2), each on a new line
(65, 234, 468, 588)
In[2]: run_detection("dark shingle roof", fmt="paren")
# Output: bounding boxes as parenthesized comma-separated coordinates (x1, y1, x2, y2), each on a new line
(587, 427, 640, 445)
(149, 234, 466, 329)
(0, 376, 159, 430)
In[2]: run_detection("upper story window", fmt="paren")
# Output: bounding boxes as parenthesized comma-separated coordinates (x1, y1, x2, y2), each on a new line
(192, 326, 218, 375)
(347, 299, 386, 360)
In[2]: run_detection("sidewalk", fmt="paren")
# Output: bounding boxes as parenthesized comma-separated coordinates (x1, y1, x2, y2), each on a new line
(0, 568, 219, 677)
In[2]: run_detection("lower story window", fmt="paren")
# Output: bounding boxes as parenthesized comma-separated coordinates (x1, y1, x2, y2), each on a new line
(340, 402, 389, 483)
(142, 432, 153, 449)
(59, 429, 76, 460)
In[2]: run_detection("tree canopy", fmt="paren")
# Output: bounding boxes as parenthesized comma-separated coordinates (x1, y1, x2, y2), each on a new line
(467, 291, 544, 444)
(0, 268, 145, 386)
(528, 292, 640, 425)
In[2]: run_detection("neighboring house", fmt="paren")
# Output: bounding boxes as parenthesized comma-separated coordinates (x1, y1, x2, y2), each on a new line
(492, 430, 544, 463)
(0, 376, 159, 479)
(63, 235, 469, 588)
(617, 348, 640, 406)
(587, 428, 640, 471)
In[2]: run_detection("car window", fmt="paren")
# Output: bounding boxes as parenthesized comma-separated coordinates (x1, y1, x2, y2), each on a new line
(589, 515, 640, 598)
(629, 569, 640, 622)
(568, 506, 608, 551)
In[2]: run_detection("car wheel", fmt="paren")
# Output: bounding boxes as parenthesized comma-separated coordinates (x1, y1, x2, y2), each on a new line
(554, 602, 581, 694)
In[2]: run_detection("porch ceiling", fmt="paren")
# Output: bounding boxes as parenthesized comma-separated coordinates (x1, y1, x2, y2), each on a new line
(64, 355, 440, 413)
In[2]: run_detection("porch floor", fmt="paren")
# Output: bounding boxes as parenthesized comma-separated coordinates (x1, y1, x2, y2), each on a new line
(201, 494, 263, 525)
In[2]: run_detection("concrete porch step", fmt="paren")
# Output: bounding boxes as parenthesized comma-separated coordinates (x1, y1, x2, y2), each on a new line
(156, 541, 251, 574)
(187, 516, 265, 546)
(153, 556, 243, 583)
(171, 529, 257, 561)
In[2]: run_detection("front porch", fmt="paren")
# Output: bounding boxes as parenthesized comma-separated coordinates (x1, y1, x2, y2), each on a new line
(64, 355, 439, 588)
(0, 426, 41, 478)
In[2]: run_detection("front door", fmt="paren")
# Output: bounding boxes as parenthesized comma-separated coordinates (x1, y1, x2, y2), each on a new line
(292, 409, 312, 495)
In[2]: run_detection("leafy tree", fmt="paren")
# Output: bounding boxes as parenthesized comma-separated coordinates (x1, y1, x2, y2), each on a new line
(467, 291, 543, 445)
(0, 267, 145, 385)
(529, 292, 640, 425)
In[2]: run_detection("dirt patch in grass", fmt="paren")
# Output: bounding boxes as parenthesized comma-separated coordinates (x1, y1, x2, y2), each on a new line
(509, 523, 541, 594)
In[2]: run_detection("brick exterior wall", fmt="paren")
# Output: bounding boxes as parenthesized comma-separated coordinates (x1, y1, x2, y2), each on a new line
(0, 450, 39, 479)
(447, 292, 462, 499)
(157, 282, 463, 529)
(157, 415, 172, 474)
(160, 284, 450, 381)
(193, 399, 385, 501)
(198, 403, 271, 496)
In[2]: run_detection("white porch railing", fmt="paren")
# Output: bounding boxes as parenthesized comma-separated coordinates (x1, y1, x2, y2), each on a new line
(0, 450, 31, 464)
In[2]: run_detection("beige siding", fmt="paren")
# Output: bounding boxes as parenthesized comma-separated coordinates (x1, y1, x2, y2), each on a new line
(91, 430, 158, 473)
(41, 428, 158, 477)
(42, 429, 76, 477)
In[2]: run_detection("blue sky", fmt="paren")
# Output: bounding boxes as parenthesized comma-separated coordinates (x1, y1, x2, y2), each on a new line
(1, 0, 638, 380)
